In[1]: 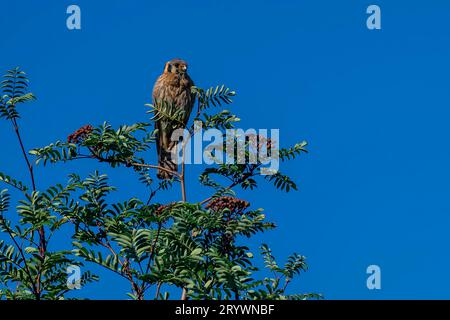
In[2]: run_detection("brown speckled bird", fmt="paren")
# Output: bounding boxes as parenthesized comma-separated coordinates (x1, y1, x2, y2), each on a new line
(152, 58, 195, 179)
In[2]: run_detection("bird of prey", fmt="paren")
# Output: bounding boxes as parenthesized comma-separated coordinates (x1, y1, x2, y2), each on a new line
(152, 58, 195, 179)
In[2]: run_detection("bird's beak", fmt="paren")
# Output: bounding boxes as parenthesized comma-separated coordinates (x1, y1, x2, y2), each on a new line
(181, 65, 187, 72)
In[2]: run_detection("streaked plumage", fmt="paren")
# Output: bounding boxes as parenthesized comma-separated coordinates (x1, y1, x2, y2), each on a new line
(152, 58, 195, 179)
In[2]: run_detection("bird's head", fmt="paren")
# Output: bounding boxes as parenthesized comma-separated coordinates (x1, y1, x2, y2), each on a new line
(164, 58, 188, 75)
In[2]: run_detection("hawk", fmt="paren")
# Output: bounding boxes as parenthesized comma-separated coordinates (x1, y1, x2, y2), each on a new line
(152, 58, 195, 179)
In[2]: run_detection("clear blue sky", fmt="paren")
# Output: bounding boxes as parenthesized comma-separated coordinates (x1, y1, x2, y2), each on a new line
(1, 0, 450, 299)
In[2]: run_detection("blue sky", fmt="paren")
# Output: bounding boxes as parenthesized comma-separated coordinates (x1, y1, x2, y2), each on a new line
(1, 0, 450, 299)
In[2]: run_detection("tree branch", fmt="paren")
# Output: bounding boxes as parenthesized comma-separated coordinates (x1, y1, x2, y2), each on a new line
(0, 217, 38, 298)
(10, 115, 46, 298)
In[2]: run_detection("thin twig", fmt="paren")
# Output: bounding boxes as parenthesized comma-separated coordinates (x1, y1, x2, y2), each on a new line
(131, 162, 180, 178)
(11, 119, 36, 191)
(179, 135, 189, 300)
(145, 221, 162, 274)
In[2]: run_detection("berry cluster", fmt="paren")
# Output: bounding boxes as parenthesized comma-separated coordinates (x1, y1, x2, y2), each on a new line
(67, 124, 94, 144)
(258, 136, 274, 150)
(155, 204, 167, 216)
(154, 202, 176, 216)
(206, 196, 249, 215)
(245, 134, 275, 150)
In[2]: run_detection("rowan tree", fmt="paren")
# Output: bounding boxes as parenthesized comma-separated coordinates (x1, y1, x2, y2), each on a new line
(0, 67, 320, 300)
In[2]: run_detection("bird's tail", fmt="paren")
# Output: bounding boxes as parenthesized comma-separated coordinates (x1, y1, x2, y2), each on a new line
(157, 147, 178, 180)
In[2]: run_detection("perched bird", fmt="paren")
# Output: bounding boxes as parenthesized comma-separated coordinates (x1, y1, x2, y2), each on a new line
(152, 58, 195, 179)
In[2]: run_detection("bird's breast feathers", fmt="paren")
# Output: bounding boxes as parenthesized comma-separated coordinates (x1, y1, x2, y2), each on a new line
(153, 73, 194, 103)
